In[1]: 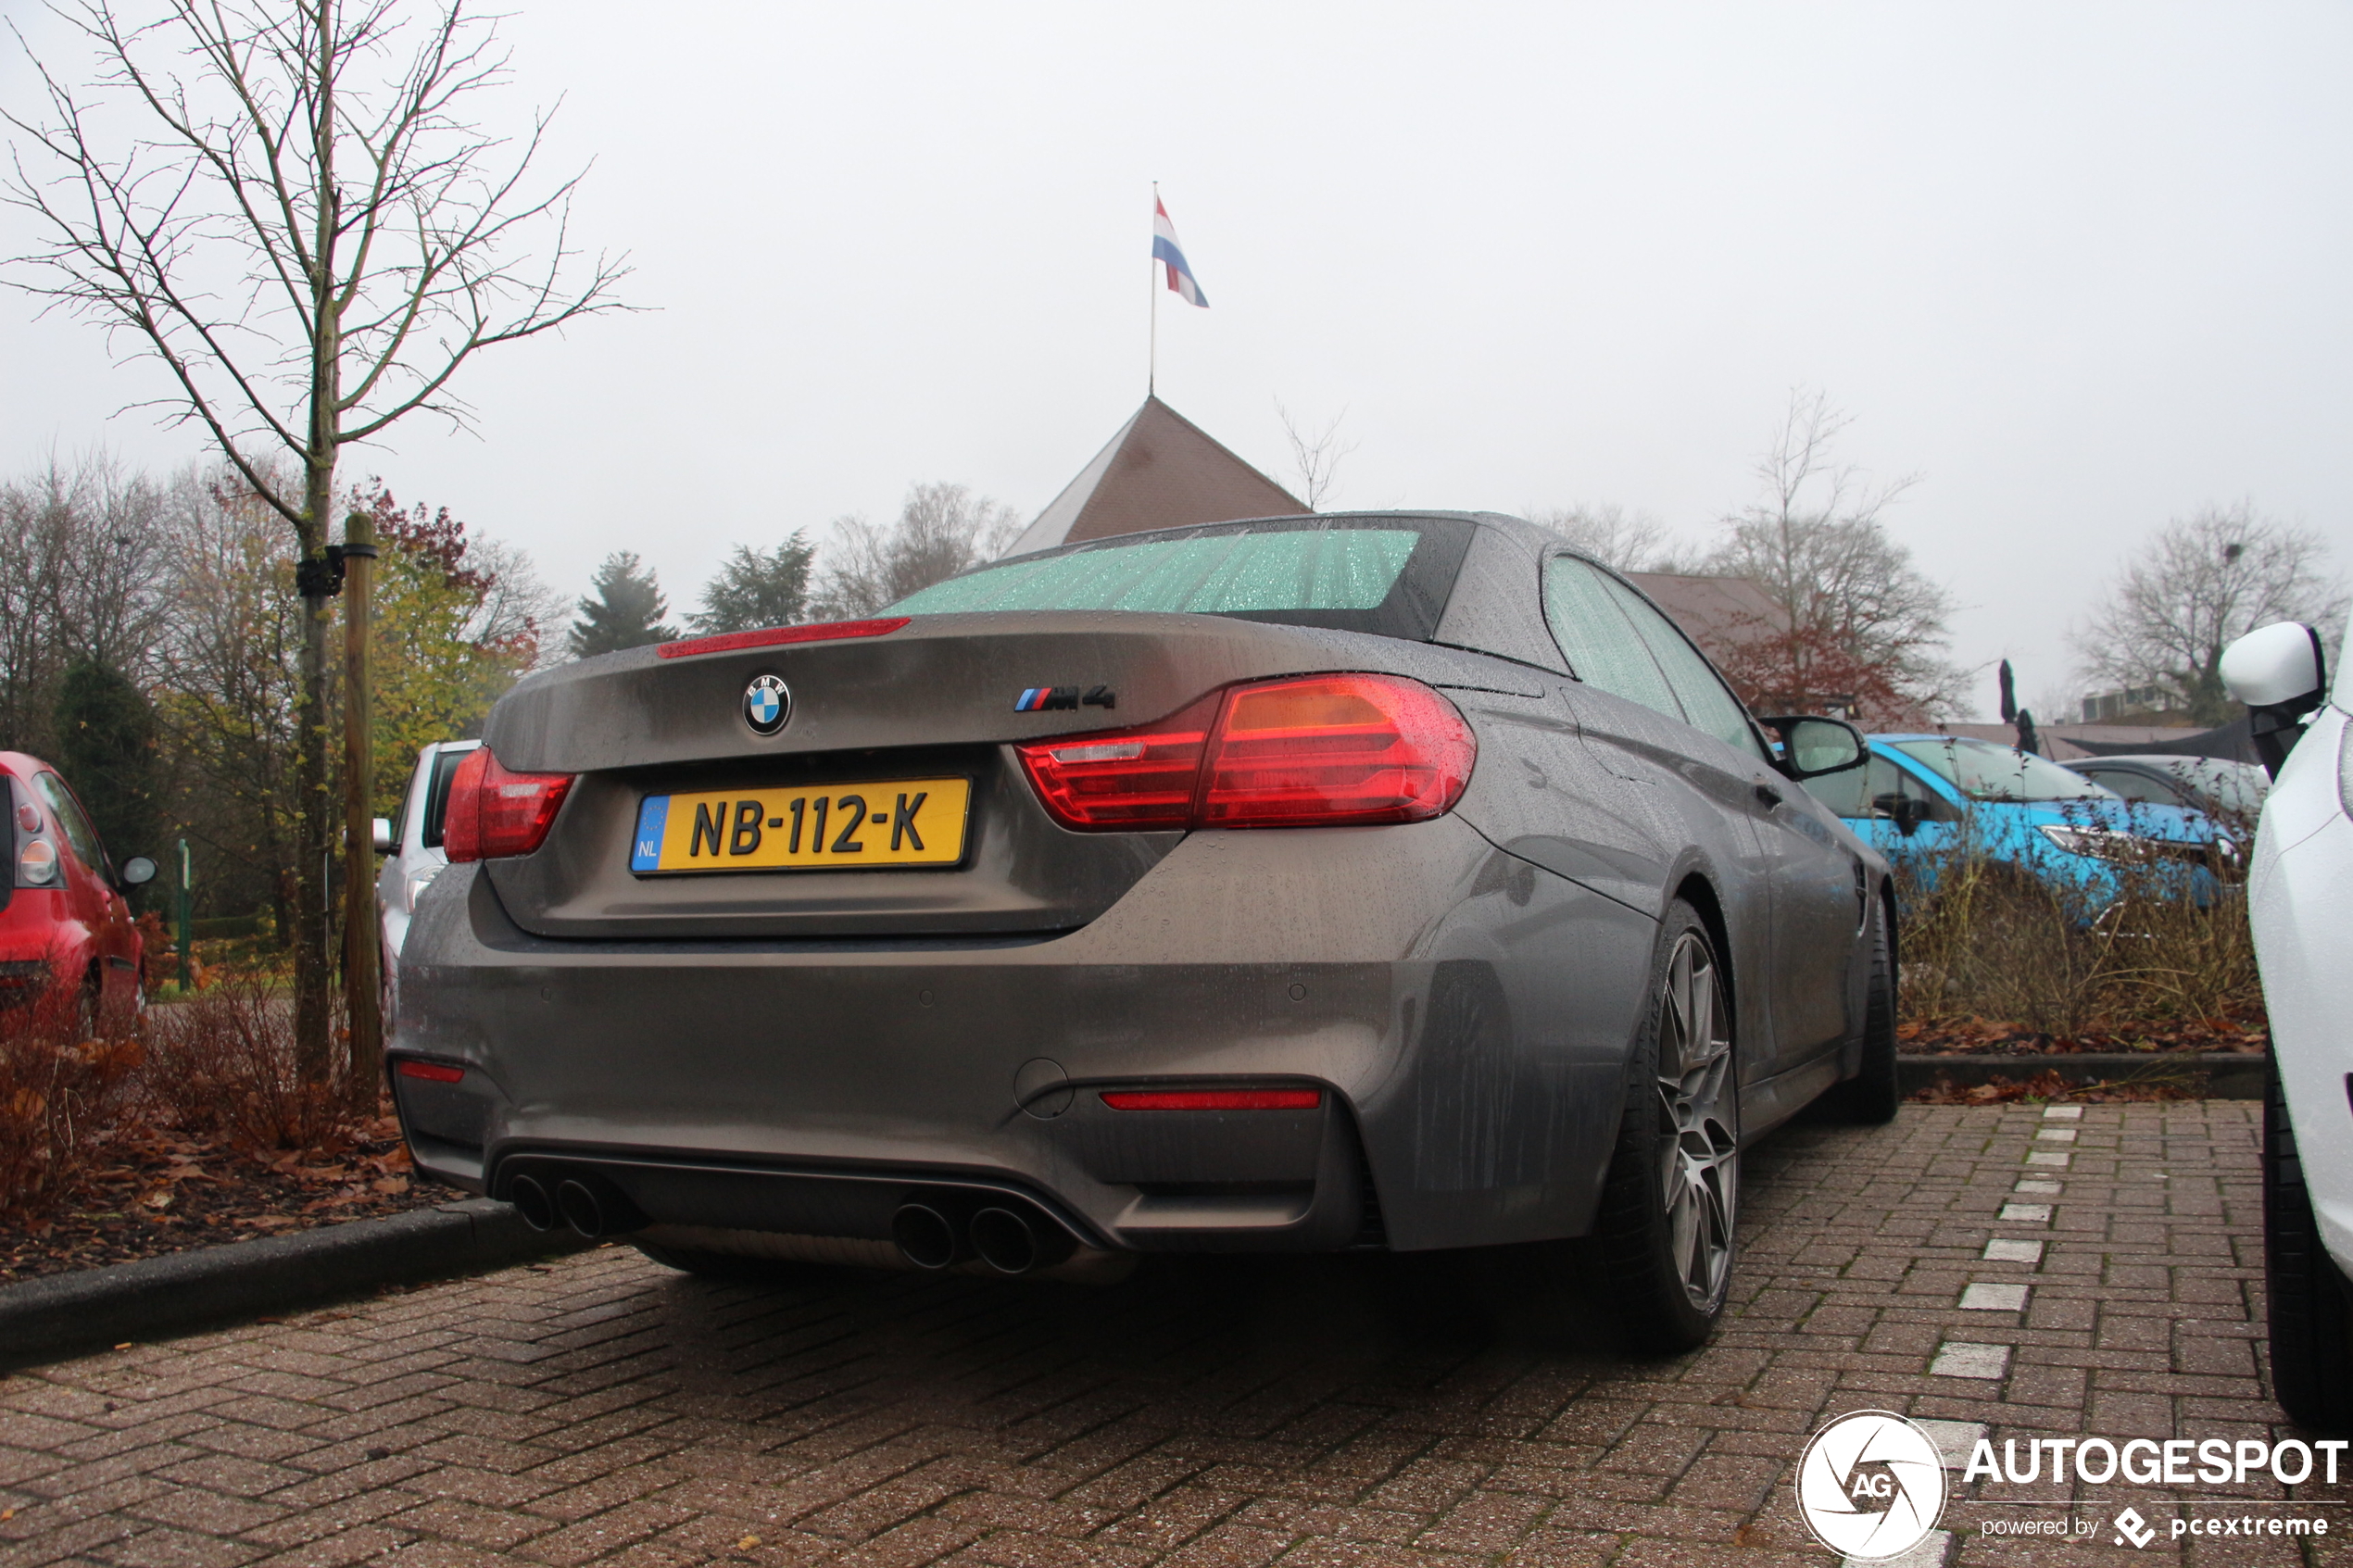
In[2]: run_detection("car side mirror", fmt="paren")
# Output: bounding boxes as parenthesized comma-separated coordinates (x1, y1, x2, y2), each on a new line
(119, 856, 157, 886)
(372, 817, 396, 854)
(1761, 715, 1868, 779)
(2220, 621, 2329, 777)
(1891, 797, 1928, 837)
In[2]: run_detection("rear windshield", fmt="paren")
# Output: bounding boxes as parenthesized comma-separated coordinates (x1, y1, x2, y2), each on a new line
(1892, 738, 2116, 804)
(887, 516, 1477, 641)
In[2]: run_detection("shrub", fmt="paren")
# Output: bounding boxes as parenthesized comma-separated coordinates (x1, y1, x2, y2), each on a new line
(0, 985, 145, 1220)
(144, 970, 353, 1152)
(1892, 809, 2259, 1039)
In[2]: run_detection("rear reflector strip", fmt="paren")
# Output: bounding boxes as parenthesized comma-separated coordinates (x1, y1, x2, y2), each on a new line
(1100, 1088, 1321, 1111)
(396, 1060, 466, 1084)
(657, 618, 912, 659)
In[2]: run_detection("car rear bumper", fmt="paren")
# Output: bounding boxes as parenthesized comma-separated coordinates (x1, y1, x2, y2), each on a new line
(391, 818, 1658, 1256)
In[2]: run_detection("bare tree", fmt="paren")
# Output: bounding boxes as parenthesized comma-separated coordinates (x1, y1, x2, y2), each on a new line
(1523, 504, 1691, 573)
(1703, 390, 1959, 724)
(1275, 400, 1356, 512)
(2073, 502, 2348, 726)
(810, 483, 1024, 619)
(153, 463, 305, 945)
(0, 454, 170, 756)
(5, 0, 629, 1083)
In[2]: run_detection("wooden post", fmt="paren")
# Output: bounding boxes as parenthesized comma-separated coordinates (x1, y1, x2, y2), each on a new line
(340, 510, 383, 1110)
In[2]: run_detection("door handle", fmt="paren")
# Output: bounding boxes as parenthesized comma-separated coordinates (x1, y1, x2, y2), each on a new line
(1754, 782, 1784, 808)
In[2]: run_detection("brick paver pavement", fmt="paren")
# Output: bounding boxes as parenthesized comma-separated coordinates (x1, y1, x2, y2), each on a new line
(3, 1103, 2345, 1567)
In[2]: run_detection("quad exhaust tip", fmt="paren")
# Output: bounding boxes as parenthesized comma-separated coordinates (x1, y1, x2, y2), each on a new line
(892, 1200, 1077, 1275)
(556, 1179, 607, 1239)
(891, 1203, 963, 1270)
(504, 1169, 644, 1238)
(510, 1173, 555, 1233)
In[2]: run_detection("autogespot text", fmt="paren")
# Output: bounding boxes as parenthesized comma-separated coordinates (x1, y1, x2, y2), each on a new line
(1965, 1436, 2349, 1486)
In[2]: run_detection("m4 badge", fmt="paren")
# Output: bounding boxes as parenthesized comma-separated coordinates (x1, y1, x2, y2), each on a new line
(1013, 685, 1115, 712)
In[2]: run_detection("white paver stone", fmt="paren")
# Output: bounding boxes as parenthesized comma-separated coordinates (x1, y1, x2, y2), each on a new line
(1846, 1528, 1955, 1568)
(1983, 1239, 2044, 1263)
(2036, 1127, 2079, 1143)
(1960, 1282, 2031, 1311)
(1910, 1420, 1989, 1471)
(1931, 1341, 2013, 1379)
(2014, 1179, 2062, 1195)
(2026, 1151, 2071, 1167)
(2042, 1105, 2082, 1120)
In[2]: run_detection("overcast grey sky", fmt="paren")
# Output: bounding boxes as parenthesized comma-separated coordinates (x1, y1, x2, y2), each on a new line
(5, 2, 2348, 720)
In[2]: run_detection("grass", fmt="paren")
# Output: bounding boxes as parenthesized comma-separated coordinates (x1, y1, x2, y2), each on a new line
(1891, 822, 2262, 1044)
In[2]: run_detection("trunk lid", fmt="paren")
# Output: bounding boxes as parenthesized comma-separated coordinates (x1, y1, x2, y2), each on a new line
(480, 611, 1536, 940)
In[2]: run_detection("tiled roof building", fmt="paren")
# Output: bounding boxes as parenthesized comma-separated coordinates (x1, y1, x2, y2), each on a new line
(1003, 396, 1304, 558)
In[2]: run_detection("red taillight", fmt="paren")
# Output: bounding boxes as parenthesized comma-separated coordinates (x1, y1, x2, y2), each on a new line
(442, 747, 576, 863)
(1015, 673, 1474, 832)
(1015, 694, 1217, 829)
(1101, 1088, 1323, 1110)
(655, 617, 911, 659)
(396, 1059, 466, 1084)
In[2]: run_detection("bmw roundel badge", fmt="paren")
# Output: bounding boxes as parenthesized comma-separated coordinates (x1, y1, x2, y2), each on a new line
(742, 673, 790, 735)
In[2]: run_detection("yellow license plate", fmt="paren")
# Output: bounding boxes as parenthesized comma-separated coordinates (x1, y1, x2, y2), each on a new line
(631, 778, 971, 872)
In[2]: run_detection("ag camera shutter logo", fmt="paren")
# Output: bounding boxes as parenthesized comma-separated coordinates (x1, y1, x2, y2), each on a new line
(1795, 1411, 1948, 1561)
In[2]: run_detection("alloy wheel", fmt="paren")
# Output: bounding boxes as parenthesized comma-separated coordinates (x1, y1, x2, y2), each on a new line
(1655, 930, 1737, 1311)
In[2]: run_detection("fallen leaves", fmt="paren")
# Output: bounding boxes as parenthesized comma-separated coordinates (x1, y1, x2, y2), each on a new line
(1908, 1067, 2201, 1105)
(1897, 1013, 2268, 1058)
(1, 1118, 443, 1283)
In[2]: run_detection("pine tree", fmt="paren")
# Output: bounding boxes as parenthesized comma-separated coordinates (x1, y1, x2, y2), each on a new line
(52, 660, 162, 867)
(568, 552, 676, 659)
(688, 533, 815, 634)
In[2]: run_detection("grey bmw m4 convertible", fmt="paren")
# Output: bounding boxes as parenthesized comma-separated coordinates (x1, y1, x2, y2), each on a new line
(392, 510, 1893, 1349)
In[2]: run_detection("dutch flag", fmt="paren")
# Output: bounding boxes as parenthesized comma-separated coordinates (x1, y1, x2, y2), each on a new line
(1153, 194, 1209, 308)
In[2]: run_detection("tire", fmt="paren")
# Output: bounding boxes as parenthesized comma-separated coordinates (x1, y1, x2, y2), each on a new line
(1818, 897, 1899, 1125)
(2264, 1058, 2353, 1431)
(1589, 901, 1741, 1354)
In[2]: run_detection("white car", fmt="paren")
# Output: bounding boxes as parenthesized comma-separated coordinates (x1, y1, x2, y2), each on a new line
(2221, 618, 2353, 1429)
(372, 739, 482, 1024)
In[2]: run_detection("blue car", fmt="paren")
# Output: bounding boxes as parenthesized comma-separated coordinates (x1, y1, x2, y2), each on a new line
(1799, 734, 2232, 912)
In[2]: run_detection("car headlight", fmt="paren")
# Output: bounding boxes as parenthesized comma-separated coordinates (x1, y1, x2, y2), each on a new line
(2037, 823, 2145, 861)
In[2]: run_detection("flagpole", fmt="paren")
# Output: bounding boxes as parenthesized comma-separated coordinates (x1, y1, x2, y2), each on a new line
(1148, 182, 1159, 398)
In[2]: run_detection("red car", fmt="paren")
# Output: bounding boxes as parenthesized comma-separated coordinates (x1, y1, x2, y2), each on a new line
(0, 752, 154, 1025)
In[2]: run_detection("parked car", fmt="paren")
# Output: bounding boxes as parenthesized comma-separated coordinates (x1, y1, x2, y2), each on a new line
(392, 511, 1897, 1350)
(2218, 618, 2353, 1428)
(1798, 734, 2229, 911)
(372, 738, 481, 1024)
(0, 751, 154, 1025)
(2061, 754, 2269, 823)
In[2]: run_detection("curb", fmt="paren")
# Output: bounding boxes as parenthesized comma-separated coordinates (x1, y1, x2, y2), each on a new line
(0, 1198, 593, 1372)
(1898, 1052, 2266, 1099)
